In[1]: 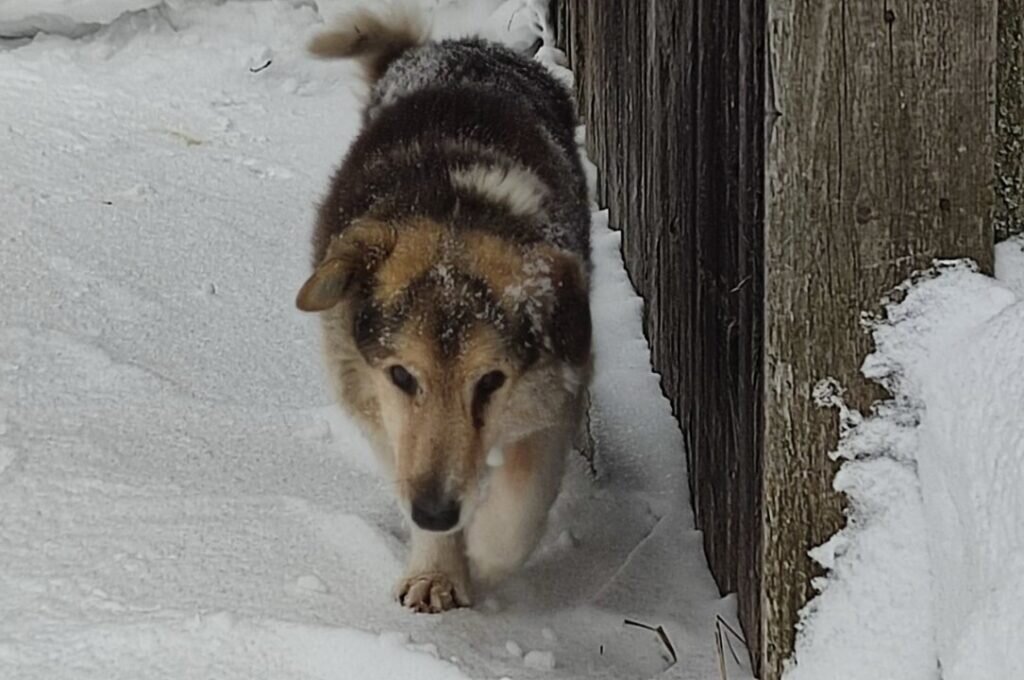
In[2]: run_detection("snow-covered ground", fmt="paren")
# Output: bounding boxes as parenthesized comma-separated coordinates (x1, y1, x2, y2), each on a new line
(7, 2, 1023, 679)
(0, 2, 745, 679)
(787, 237, 1024, 680)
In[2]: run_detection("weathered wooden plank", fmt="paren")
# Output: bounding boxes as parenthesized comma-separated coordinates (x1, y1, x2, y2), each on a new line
(671, 1, 767, 672)
(734, 0, 766, 667)
(998, 0, 1024, 241)
(763, 2, 996, 677)
(556, 0, 765, 673)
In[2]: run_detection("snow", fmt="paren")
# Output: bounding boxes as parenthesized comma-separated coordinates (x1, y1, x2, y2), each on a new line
(787, 248, 1024, 680)
(996, 235, 1024, 297)
(0, 0, 160, 38)
(0, 2, 742, 679)
(523, 650, 557, 671)
(917, 279, 1024, 680)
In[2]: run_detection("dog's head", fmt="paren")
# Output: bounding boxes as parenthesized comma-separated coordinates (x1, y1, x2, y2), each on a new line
(297, 218, 591, 532)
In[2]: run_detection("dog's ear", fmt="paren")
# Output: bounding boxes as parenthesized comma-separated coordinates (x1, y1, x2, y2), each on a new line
(296, 221, 397, 312)
(542, 249, 592, 366)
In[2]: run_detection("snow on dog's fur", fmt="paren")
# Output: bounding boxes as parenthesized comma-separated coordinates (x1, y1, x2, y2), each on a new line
(296, 5, 592, 612)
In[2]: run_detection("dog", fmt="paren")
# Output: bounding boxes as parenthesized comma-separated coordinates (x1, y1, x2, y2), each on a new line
(296, 6, 592, 613)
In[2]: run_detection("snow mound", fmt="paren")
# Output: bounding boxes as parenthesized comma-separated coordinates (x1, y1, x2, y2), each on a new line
(995, 234, 1024, 298)
(787, 256, 1024, 680)
(918, 286, 1024, 679)
(2, 615, 472, 680)
(0, 0, 156, 38)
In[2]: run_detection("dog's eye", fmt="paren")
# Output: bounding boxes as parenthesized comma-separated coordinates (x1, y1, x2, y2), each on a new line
(476, 370, 506, 397)
(472, 371, 506, 428)
(389, 365, 418, 395)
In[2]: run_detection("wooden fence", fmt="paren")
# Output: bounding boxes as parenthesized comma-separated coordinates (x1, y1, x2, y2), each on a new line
(554, 1, 1011, 677)
(999, 0, 1024, 240)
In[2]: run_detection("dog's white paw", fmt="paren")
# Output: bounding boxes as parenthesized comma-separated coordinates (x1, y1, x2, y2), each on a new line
(395, 572, 471, 613)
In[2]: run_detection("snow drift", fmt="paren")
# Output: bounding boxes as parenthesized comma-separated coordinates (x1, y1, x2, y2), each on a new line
(787, 239, 1024, 680)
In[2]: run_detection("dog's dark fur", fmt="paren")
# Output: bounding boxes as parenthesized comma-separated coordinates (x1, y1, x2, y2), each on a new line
(307, 27, 592, 369)
(312, 39, 590, 262)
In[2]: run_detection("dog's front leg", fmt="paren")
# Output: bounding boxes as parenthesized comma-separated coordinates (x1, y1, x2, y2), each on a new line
(395, 528, 471, 613)
(465, 426, 571, 586)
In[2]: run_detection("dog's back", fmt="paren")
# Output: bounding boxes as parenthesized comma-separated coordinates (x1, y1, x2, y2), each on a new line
(308, 10, 590, 268)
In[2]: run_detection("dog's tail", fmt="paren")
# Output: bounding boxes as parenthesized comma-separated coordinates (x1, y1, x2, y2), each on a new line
(308, 6, 430, 84)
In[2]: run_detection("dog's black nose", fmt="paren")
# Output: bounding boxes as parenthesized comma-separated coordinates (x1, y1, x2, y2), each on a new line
(411, 494, 460, 532)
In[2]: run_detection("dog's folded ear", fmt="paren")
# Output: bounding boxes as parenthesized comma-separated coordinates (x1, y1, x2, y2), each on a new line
(541, 249, 592, 367)
(296, 220, 397, 312)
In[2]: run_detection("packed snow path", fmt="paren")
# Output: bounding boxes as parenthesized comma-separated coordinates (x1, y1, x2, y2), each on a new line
(0, 3, 743, 679)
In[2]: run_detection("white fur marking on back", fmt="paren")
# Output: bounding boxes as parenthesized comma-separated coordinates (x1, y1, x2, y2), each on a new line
(450, 164, 547, 218)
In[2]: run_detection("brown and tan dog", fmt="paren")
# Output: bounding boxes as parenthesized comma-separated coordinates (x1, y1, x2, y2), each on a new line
(297, 6, 592, 613)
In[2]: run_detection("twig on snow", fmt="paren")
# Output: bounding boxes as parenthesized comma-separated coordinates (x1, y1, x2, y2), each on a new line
(715, 624, 728, 680)
(715, 615, 747, 666)
(623, 618, 678, 666)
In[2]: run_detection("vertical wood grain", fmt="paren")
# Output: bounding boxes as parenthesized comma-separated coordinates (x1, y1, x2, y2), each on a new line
(763, 1, 995, 676)
(998, 0, 1024, 240)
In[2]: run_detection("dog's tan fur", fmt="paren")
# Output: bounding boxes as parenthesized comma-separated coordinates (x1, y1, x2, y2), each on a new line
(297, 7, 591, 613)
(300, 220, 590, 610)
